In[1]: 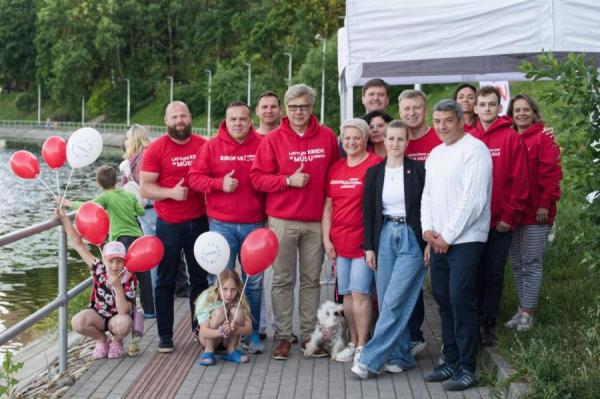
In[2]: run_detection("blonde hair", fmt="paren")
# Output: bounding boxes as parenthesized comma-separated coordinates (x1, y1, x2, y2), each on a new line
(196, 269, 251, 317)
(123, 124, 150, 160)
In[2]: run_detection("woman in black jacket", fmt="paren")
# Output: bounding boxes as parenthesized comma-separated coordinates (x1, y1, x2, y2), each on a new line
(352, 120, 430, 379)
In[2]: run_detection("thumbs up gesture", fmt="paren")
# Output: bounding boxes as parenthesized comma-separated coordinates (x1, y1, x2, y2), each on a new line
(170, 178, 189, 201)
(288, 163, 310, 188)
(222, 169, 239, 193)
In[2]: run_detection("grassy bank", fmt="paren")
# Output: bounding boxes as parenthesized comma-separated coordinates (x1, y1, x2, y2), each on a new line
(0, 93, 37, 120)
(494, 202, 600, 398)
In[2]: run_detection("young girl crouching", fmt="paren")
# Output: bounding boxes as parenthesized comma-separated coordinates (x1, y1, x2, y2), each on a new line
(195, 270, 252, 366)
(55, 208, 137, 359)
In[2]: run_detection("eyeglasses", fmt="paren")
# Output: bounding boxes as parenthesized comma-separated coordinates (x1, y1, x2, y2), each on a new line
(287, 104, 311, 112)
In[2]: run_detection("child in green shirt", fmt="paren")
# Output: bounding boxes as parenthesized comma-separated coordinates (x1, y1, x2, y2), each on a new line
(59, 165, 145, 242)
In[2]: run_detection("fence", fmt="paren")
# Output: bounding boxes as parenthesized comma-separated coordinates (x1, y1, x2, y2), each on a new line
(0, 120, 210, 136)
(0, 213, 91, 373)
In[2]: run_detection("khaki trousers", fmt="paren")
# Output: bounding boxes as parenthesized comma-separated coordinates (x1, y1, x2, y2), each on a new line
(268, 217, 324, 341)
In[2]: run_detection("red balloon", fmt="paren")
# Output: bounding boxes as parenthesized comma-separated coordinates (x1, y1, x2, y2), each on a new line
(125, 236, 164, 272)
(9, 150, 40, 179)
(42, 136, 67, 169)
(75, 202, 109, 245)
(240, 228, 279, 276)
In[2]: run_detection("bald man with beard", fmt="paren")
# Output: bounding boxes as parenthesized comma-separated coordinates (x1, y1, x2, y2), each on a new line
(140, 101, 209, 353)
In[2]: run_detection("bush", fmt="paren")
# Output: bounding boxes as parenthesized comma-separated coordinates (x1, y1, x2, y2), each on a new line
(521, 52, 600, 271)
(14, 90, 37, 113)
(494, 53, 600, 399)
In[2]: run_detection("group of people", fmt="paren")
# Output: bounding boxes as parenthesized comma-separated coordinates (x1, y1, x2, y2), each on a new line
(57, 77, 561, 392)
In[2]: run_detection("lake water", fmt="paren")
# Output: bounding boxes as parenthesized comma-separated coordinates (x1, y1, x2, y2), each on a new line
(0, 140, 121, 357)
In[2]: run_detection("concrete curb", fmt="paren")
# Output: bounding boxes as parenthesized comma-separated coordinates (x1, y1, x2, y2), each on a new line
(480, 345, 531, 398)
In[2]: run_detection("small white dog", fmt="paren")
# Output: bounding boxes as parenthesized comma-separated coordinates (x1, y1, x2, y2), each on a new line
(303, 300, 345, 359)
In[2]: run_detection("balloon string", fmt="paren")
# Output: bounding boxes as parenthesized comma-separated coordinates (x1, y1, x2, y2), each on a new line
(59, 168, 74, 209)
(232, 274, 249, 325)
(55, 169, 61, 198)
(37, 177, 57, 197)
(216, 274, 229, 323)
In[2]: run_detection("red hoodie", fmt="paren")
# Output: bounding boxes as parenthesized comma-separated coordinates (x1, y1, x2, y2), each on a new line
(518, 122, 562, 225)
(470, 116, 529, 229)
(250, 115, 340, 221)
(188, 121, 266, 224)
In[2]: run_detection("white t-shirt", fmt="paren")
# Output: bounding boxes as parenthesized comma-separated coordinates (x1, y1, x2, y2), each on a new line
(421, 134, 492, 245)
(382, 166, 406, 216)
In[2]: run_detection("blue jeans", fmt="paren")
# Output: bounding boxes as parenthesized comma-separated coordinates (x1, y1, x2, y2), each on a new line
(155, 216, 209, 340)
(208, 218, 264, 333)
(431, 241, 485, 373)
(138, 206, 158, 307)
(335, 256, 373, 295)
(360, 221, 425, 372)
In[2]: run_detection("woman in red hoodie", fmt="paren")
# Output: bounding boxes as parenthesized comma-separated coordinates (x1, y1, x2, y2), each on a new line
(505, 95, 562, 332)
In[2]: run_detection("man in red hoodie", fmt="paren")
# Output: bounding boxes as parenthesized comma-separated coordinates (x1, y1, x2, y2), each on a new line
(397, 89, 443, 356)
(470, 86, 529, 346)
(188, 101, 266, 355)
(251, 84, 340, 360)
(140, 101, 208, 353)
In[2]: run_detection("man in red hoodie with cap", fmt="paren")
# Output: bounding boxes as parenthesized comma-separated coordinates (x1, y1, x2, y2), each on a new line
(188, 101, 266, 355)
(470, 86, 529, 346)
(251, 83, 340, 360)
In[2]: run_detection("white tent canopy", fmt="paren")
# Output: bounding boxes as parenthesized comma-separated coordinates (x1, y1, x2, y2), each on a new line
(339, 0, 600, 119)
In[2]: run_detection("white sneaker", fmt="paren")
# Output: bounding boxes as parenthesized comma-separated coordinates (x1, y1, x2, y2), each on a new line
(383, 363, 404, 373)
(334, 343, 356, 363)
(516, 312, 534, 332)
(351, 362, 369, 379)
(410, 340, 427, 357)
(353, 346, 363, 366)
(505, 310, 522, 329)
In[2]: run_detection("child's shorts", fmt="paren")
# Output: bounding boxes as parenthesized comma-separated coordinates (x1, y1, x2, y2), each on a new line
(336, 256, 374, 295)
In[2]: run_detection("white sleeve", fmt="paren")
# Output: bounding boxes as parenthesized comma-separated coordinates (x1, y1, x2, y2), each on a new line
(440, 146, 492, 244)
(420, 157, 433, 236)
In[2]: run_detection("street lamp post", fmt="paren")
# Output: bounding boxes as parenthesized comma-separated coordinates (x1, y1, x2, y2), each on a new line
(205, 69, 212, 134)
(283, 52, 292, 87)
(81, 97, 85, 126)
(125, 78, 130, 126)
(167, 76, 174, 103)
(316, 35, 327, 124)
(245, 62, 252, 107)
(37, 84, 41, 126)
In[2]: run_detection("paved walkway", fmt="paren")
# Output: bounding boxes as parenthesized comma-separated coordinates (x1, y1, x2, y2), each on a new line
(65, 278, 491, 398)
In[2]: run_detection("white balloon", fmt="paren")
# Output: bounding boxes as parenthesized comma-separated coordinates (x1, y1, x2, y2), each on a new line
(194, 232, 230, 275)
(67, 127, 103, 168)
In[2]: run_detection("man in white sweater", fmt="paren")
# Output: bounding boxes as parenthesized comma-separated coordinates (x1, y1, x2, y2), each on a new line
(421, 99, 492, 391)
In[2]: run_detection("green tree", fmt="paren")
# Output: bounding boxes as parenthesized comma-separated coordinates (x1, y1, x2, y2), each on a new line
(0, 0, 37, 88)
(521, 52, 600, 270)
(297, 34, 340, 131)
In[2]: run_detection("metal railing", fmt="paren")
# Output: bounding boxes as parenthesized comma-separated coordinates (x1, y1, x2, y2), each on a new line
(0, 119, 210, 136)
(0, 213, 91, 372)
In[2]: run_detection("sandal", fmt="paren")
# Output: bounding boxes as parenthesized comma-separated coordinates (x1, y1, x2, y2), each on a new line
(221, 349, 249, 364)
(92, 340, 110, 359)
(197, 351, 216, 366)
(108, 341, 124, 359)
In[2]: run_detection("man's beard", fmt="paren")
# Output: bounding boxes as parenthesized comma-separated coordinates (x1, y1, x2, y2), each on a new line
(167, 124, 192, 140)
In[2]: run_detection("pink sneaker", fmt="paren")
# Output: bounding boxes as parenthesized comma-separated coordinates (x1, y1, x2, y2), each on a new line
(92, 340, 110, 359)
(108, 341, 124, 359)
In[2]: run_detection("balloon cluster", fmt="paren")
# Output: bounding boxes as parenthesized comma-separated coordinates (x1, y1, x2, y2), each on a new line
(193, 228, 279, 322)
(9, 128, 106, 242)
